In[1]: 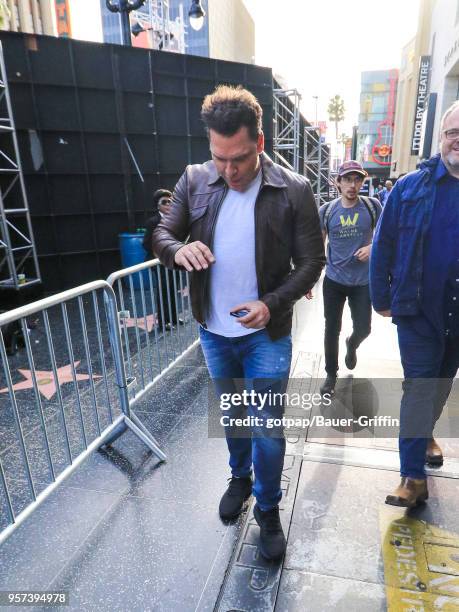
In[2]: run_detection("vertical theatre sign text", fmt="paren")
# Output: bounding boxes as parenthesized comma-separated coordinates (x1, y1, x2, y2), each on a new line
(411, 56, 430, 155)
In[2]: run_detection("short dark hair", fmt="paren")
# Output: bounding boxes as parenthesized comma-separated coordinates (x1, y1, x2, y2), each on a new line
(201, 85, 263, 142)
(153, 189, 172, 206)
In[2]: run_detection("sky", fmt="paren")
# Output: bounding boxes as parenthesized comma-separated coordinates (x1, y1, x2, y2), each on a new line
(243, 0, 420, 135)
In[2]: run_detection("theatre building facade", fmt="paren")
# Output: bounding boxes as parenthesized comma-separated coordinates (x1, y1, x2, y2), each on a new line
(391, 0, 459, 176)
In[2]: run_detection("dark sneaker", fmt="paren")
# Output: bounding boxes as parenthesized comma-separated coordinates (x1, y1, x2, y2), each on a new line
(320, 375, 337, 396)
(426, 438, 443, 467)
(345, 337, 357, 370)
(219, 476, 252, 520)
(253, 504, 286, 561)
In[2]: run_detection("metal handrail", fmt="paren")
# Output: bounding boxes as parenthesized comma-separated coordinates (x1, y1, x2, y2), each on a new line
(0, 275, 167, 545)
(106, 258, 199, 412)
(0, 280, 110, 327)
(106, 257, 161, 285)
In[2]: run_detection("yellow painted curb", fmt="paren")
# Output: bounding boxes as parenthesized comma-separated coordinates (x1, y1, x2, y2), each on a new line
(380, 507, 459, 610)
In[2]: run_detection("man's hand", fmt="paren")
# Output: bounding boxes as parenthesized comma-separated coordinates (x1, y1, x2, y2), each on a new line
(174, 241, 215, 272)
(377, 309, 392, 317)
(354, 244, 371, 262)
(305, 290, 313, 300)
(231, 300, 270, 329)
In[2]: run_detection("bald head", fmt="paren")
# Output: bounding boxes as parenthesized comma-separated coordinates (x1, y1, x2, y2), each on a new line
(440, 101, 459, 177)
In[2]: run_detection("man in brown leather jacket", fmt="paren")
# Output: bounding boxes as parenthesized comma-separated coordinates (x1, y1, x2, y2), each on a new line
(152, 85, 324, 560)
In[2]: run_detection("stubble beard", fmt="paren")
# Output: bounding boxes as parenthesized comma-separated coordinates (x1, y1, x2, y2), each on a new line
(445, 151, 459, 177)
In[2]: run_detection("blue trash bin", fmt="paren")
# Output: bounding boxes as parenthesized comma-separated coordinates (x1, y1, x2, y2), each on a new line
(119, 232, 150, 290)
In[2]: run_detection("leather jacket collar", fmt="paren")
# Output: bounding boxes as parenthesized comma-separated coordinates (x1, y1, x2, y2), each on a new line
(207, 151, 287, 189)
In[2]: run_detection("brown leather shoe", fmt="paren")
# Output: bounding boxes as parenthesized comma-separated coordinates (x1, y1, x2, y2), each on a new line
(426, 438, 443, 467)
(385, 477, 428, 508)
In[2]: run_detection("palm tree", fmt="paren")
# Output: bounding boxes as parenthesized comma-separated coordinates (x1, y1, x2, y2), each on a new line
(328, 95, 345, 140)
(0, 0, 10, 28)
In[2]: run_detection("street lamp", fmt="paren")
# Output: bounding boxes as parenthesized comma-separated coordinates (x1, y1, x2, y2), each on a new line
(188, 0, 206, 31)
(106, 0, 146, 46)
(107, 1, 207, 45)
(131, 21, 146, 36)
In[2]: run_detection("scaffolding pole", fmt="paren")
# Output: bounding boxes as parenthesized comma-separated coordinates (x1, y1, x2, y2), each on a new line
(273, 88, 301, 173)
(304, 126, 333, 207)
(0, 42, 41, 291)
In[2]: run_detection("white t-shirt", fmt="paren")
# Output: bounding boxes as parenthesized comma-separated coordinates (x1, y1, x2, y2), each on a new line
(206, 170, 262, 337)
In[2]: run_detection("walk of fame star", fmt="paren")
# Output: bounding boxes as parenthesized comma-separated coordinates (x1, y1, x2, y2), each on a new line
(122, 314, 158, 332)
(0, 361, 102, 400)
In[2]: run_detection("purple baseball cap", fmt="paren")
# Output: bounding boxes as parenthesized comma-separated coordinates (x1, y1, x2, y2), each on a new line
(338, 160, 368, 178)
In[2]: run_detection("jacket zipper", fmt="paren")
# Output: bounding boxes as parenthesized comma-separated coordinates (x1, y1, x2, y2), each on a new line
(254, 184, 265, 297)
(416, 174, 434, 305)
(201, 186, 227, 324)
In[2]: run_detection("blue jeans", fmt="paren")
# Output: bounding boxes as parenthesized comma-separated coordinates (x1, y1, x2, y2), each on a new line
(199, 327, 292, 511)
(396, 315, 459, 478)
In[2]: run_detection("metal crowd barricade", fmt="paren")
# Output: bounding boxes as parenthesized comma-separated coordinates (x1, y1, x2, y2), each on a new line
(0, 280, 165, 545)
(106, 258, 199, 410)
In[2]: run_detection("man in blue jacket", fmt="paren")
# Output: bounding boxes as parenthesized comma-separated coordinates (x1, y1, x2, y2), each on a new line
(370, 100, 459, 507)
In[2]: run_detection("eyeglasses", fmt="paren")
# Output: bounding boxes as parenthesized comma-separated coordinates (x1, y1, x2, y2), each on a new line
(443, 129, 459, 140)
(341, 176, 364, 185)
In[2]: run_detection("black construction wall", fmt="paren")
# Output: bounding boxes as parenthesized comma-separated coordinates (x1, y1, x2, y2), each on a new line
(0, 32, 274, 292)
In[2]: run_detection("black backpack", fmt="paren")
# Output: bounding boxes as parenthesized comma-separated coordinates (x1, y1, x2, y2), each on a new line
(322, 196, 379, 234)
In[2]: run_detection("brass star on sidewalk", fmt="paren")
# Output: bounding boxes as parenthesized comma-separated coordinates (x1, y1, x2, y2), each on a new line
(122, 314, 157, 332)
(0, 361, 101, 401)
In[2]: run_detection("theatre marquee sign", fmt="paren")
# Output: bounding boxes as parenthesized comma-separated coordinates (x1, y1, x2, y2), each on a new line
(411, 56, 430, 155)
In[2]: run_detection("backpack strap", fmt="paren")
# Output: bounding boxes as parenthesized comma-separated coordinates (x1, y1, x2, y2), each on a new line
(360, 196, 379, 230)
(323, 197, 340, 234)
